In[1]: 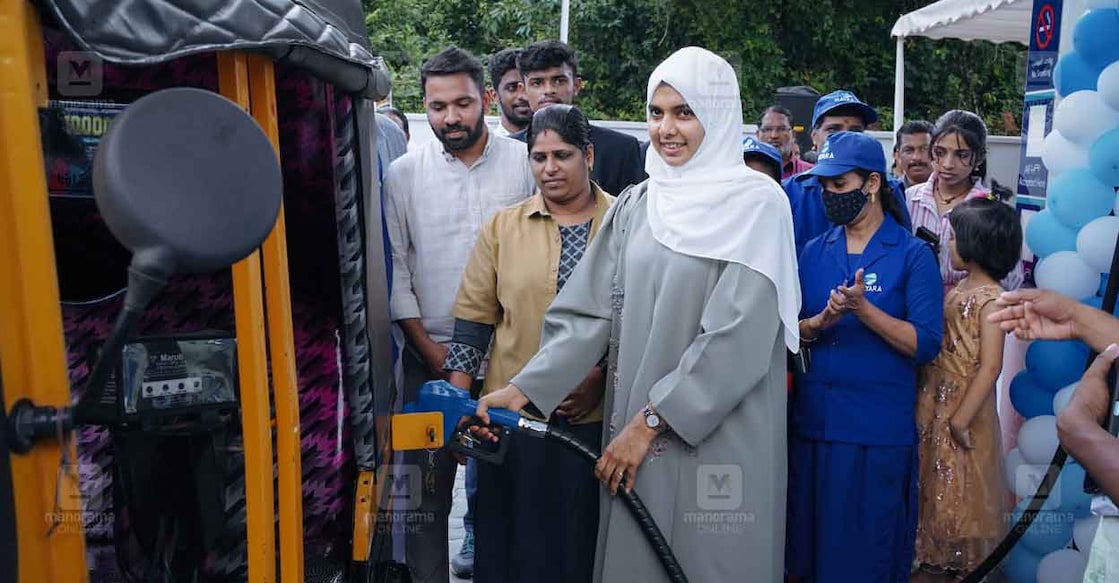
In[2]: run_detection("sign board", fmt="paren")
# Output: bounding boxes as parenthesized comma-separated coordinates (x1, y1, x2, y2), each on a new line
(1026, 0, 1062, 92)
(1016, 92, 1054, 202)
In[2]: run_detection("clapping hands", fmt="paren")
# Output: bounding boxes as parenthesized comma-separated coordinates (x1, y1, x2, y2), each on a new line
(817, 269, 868, 329)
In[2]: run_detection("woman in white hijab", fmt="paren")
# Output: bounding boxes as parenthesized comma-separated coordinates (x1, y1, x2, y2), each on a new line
(476, 47, 800, 582)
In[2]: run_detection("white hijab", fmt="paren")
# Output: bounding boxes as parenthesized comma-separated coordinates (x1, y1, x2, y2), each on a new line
(644, 47, 801, 351)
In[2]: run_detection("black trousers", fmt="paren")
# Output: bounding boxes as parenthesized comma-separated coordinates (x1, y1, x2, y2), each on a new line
(474, 417, 602, 583)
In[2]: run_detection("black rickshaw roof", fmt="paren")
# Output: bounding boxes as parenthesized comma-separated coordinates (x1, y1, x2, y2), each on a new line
(41, 0, 390, 99)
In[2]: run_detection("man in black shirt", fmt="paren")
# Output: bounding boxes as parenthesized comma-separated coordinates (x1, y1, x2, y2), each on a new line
(509, 40, 646, 196)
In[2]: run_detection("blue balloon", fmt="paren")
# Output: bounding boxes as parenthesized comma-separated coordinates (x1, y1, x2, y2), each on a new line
(1010, 370, 1056, 418)
(1055, 51, 1103, 96)
(1026, 339, 1091, 391)
(1058, 462, 1094, 518)
(1026, 208, 1080, 258)
(1074, 9, 1119, 70)
(1003, 544, 1042, 583)
(1048, 169, 1116, 229)
(1089, 126, 1119, 186)
(1012, 499, 1075, 554)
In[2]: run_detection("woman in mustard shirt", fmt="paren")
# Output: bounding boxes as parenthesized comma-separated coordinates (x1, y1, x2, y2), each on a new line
(442, 104, 613, 583)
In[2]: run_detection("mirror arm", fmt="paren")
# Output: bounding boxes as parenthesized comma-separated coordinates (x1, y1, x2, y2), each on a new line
(5, 264, 167, 453)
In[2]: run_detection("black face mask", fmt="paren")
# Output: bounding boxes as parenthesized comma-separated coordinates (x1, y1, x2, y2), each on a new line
(822, 187, 869, 225)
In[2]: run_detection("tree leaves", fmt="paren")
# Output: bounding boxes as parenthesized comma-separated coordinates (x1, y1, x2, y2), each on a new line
(363, 0, 1024, 134)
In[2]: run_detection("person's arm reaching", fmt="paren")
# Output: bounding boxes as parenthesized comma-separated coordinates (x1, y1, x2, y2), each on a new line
(1057, 344, 1119, 501)
(989, 288, 1119, 353)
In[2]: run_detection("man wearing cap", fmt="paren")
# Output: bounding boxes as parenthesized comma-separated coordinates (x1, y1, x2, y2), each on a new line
(742, 135, 783, 182)
(787, 131, 942, 583)
(782, 90, 912, 253)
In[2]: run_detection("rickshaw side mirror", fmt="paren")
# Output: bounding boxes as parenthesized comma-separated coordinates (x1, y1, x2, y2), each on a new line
(6, 87, 283, 451)
(93, 87, 282, 276)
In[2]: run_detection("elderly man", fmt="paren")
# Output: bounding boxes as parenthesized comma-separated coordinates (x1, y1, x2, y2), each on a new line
(894, 120, 933, 189)
(758, 104, 814, 180)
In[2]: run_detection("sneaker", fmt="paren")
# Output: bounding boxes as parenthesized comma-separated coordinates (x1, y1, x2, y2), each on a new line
(450, 532, 474, 578)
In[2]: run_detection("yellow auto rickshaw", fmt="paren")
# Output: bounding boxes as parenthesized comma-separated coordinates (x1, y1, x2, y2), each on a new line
(0, 0, 432, 580)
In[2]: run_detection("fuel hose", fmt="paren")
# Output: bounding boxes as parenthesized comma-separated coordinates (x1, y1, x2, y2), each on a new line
(511, 417, 689, 583)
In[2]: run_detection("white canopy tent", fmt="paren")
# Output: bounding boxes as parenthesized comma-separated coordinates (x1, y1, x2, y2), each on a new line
(891, 0, 1032, 132)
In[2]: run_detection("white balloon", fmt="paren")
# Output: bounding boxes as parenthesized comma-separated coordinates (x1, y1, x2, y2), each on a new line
(1019, 415, 1060, 465)
(1042, 130, 1091, 176)
(1074, 516, 1101, 552)
(1053, 383, 1079, 417)
(1035, 251, 1103, 300)
(1100, 61, 1119, 112)
(1037, 548, 1088, 583)
(1055, 91, 1119, 145)
(1013, 461, 1049, 499)
(1077, 216, 1119, 274)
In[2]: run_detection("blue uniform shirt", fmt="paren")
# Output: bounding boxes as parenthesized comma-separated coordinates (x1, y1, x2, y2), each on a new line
(792, 216, 943, 446)
(782, 174, 913, 254)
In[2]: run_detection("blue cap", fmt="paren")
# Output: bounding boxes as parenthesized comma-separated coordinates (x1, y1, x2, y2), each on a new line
(741, 136, 783, 169)
(796, 131, 886, 181)
(811, 90, 878, 129)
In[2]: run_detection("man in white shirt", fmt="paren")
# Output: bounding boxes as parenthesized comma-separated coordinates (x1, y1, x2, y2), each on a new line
(384, 46, 534, 583)
(487, 47, 532, 138)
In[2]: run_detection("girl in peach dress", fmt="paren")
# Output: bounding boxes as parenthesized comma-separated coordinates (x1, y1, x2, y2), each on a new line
(915, 198, 1021, 577)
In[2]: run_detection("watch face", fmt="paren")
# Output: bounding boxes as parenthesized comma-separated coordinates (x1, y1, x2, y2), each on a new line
(646, 414, 660, 428)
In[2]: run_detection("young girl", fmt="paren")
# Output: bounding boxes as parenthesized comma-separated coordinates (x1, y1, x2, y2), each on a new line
(915, 198, 1022, 577)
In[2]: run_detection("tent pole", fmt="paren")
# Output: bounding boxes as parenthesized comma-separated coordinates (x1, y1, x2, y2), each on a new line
(893, 36, 905, 135)
(560, 0, 570, 43)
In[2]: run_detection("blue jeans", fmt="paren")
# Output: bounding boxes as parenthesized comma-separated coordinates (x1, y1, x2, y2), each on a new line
(464, 457, 477, 536)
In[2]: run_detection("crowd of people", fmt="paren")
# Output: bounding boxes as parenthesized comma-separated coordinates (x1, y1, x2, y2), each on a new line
(371, 39, 1117, 583)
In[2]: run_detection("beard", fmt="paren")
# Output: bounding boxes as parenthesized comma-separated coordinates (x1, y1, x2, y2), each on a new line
(437, 114, 486, 152)
(502, 99, 533, 127)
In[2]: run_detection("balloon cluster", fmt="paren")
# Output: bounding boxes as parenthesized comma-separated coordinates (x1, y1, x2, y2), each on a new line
(1007, 5, 1119, 581)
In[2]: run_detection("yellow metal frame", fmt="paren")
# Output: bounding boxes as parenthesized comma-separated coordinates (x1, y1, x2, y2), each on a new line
(247, 53, 306, 582)
(0, 1, 89, 581)
(217, 52, 279, 583)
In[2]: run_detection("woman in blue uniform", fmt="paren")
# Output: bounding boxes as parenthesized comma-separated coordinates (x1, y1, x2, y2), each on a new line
(786, 131, 944, 583)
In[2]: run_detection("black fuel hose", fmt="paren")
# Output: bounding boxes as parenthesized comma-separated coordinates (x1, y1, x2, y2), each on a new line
(542, 424, 689, 583)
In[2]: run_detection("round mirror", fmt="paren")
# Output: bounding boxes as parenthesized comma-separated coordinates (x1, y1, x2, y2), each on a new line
(93, 87, 282, 274)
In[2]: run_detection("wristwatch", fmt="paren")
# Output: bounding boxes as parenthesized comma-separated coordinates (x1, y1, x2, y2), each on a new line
(642, 404, 666, 433)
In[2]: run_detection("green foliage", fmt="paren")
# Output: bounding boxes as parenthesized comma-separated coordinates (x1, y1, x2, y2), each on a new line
(363, 0, 1025, 134)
